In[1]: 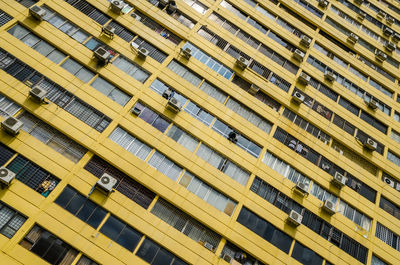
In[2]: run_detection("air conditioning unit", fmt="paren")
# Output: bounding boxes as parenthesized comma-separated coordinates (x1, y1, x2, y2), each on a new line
(96, 173, 117, 194)
(131, 13, 142, 21)
(383, 176, 395, 187)
(131, 105, 142, 116)
(331, 172, 347, 187)
(324, 70, 336, 82)
(162, 88, 173, 99)
(158, 0, 169, 8)
(29, 86, 47, 103)
(393, 33, 400, 42)
(300, 35, 312, 48)
(203, 242, 214, 251)
(292, 91, 305, 104)
(383, 27, 393, 36)
(0, 167, 15, 187)
(347, 33, 359, 44)
(377, 10, 386, 20)
(322, 199, 336, 214)
(236, 56, 249, 70)
(298, 72, 311, 85)
(385, 42, 396, 52)
(1, 117, 23, 136)
(357, 11, 366, 20)
(354, 0, 363, 4)
(29, 5, 46, 21)
(138, 47, 149, 59)
(110, 0, 124, 14)
(364, 137, 377, 151)
(375, 50, 387, 62)
(228, 131, 238, 143)
(287, 210, 302, 226)
(102, 25, 115, 38)
(248, 84, 259, 95)
(93, 47, 111, 64)
(386, 16, 395, 25)
(395, 182, 400, 192)
(293, 49, 305, 62)
(294, 182, 309, 195)
(167, 1, 177, 13)
(365, 98, 378, 110)
(181, 47, 192, 59)
(166, 97, 182, 112)
(318, 0, 329, 8)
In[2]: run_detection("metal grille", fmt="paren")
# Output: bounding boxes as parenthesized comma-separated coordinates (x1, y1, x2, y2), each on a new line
(0, 10, 13, 27)
(6, 155, 59, 196)
(84, 156, 156, 209)
(133, 37, 167, 63)
(65, 0, 110, 25)
(0, 201, 27, 238)
(0, 143, 16, 166)
(107, 21, 135, 42)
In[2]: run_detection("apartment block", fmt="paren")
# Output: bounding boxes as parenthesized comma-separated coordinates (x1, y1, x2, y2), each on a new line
(0, 0, 400, 264)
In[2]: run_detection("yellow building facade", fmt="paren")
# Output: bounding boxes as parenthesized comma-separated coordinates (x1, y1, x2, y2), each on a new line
(0, 0, 400, 264)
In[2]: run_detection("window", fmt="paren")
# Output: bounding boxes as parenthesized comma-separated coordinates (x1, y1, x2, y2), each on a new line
(337, 200, 371, 231)
(131, 10, 182, 45)
(64, 0, 111, 25)
(8, 24, 67, 64)
(380, 196, 400, 220)
(133, 37, 168, 63)
(388, 150, 400, 167)
(0, 10, 13, 27)
(40, 6, 90, 43)
(84, 155, 156, 209)
(225, 98, 272, 133)
(166, 125, 199, 152)
(220, 241, 265, 265)
(167, 60, 202, 86)
(179, 172, 236, 215)
(112, 56, 151, 83)
(237, 207, 292, 253)
(20, 225, 78, 265)
(375, 222, 400, 252)
(90, 77, 130, 106)
(0, 93, 21, 117)
(0, 143, 16, 166)
(55, 186, 107, 228)
(6, 155, 59, 197)
(132, 102, 171, 133)
(371, 255, 389, 265)
(182, 0, 208, 14)
(0, 48, 111, 132)
(196, 144, 250, 185)
(107, 21, 135, 42)
(15, 0, 38, 8)
(18, 112, 88, 163)
(291, 242, 323, 265)
(151, 198, 221, 251)
(391, 129, 400, 144)
(100, 215, 143, 251)
(184, 101, 215, 126)
(0, 201, 27, 238)
(109, 127, 153, 161)
(211, 119, 262, 157)
(60, 58, 95, 83)
(136, 238, 188, 265)
(182, 42, 234, 80)
(147, 151, 183, 181)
